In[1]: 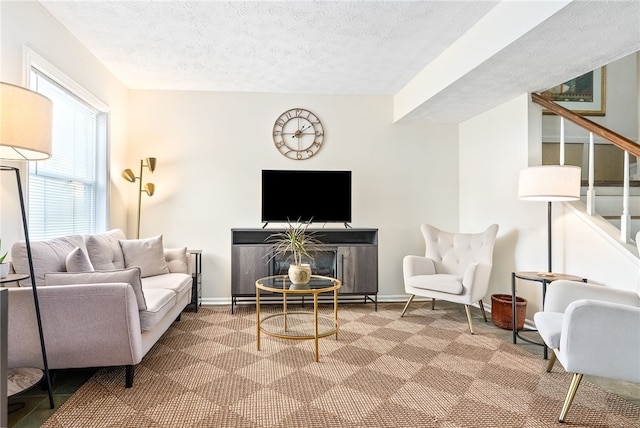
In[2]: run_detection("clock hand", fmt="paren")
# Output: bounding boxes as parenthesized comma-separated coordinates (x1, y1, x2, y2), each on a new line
(292, 124, 312, 138)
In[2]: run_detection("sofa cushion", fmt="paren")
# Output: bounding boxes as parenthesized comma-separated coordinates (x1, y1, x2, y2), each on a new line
(164, 247, 189, 274)
(141, 272, 192, 296)
(120, 235, 170, 278)
(65, 247, 95, 273)
(85, 229, 126, 271)
(139, 288, 176, 331)
(44, 267, 147, 310)
(11, 235, 86, 286)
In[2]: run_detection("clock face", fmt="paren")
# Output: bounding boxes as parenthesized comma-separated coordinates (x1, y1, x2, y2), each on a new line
(273, 108, 324, 160)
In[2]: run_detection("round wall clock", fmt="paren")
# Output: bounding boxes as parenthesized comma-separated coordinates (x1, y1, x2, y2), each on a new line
(272, 108, 324, 160)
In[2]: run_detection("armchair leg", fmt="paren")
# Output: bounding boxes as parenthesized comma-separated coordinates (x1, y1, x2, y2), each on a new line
(464, 305, 474, 334)
(431, 298, 435, 310)
(400, 295, 415, 317)
(546, 351, 557, 372)
(478, 300, 487, 322)
(559, 373, 583, 423)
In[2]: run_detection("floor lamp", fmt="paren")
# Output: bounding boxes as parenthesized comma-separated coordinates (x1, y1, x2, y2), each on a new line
(518, 165, 581, 276)
(0, 82, 55, 408)
(121, 158, 156, 239)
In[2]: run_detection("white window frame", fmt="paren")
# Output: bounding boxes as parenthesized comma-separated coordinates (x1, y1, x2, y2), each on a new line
(24, 47, 110, 235)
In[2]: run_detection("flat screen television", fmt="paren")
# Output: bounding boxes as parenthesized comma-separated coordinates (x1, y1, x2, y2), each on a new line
(261, 170, 352, 224)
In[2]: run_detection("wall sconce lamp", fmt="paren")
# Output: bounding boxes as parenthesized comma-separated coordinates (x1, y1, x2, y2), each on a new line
(121, 157, 157, 238)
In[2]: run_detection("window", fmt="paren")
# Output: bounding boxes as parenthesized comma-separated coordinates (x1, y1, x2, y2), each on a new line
(27, 51, 108, 239)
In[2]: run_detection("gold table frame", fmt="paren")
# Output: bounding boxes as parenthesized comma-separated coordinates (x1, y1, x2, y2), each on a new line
(256, 275, 341, 361)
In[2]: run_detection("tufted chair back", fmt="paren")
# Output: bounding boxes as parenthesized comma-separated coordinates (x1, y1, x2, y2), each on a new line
(421, 223, 499, 277)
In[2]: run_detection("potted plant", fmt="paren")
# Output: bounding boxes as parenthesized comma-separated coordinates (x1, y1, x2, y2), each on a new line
(266, 219, 323, 288)
(0, 239, 9, 278)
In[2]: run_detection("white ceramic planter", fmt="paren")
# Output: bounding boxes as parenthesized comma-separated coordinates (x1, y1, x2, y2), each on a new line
(0, 263, 9, 279)
(288, 263, 311, 289)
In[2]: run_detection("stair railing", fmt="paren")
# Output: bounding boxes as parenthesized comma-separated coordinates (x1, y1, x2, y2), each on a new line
(531, 93, 640, 243)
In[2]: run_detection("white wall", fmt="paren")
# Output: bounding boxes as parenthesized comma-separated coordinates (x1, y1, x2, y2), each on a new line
(0, 1, 130, 248)
(460, 94, 543, 317)
(126, 91, 459, 302)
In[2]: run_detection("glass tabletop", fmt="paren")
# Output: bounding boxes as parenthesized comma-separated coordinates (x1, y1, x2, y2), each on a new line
(255, 275, 341, 294)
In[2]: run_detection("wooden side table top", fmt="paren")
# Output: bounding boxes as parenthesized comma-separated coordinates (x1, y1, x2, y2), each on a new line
(0, 273, 29, 287)
(514, 272, 585, 282)
(7, 367, 43, 396)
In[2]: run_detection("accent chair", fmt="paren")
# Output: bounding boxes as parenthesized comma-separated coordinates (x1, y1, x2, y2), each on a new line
(401, 223, 499, 334)
(534, 279, 640, 423)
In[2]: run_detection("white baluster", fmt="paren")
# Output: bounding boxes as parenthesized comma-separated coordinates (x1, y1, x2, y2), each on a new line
(621, 150, 631, 242)
(560, 117, 565, 165)
(586, 132, 596, 215)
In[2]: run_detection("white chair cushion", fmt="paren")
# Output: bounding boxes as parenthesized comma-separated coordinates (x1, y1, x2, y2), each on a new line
(533, 311, 564, 349)
(407, 274, 463, 295)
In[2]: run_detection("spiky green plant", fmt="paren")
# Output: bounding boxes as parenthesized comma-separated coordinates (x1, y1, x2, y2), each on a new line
(0, 239, 7, 263)
(265, 219, 323, 266)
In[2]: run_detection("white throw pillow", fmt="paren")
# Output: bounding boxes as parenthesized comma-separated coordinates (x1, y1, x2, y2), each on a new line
(44, 267, 147, 310)
(65, 247, 95, 273)
(119, 235, 170, 278)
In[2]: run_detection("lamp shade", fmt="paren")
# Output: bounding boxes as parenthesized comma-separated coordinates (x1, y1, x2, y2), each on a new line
(0, 82, 53, 160)
(518, 165, 581, 201)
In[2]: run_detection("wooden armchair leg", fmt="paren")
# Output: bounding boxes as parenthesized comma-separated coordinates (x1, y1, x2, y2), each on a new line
(478, 300, 487, 322)
(546, 351, 557, 372)
(464, 305, 474, 334)
(400, 295, 415, 317)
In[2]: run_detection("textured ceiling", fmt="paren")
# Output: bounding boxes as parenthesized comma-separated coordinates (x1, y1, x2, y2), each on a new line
(40, 0, 640, 123)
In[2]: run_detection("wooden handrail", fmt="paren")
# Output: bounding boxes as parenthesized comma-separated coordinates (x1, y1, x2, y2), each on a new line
(531, 93, 640, 157)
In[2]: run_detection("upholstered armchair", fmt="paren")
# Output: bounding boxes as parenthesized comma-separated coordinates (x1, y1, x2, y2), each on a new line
(401, 223, 499, 334)
(534, 280, 640, 423)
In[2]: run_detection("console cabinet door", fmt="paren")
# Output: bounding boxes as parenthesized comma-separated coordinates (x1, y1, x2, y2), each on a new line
(231, 245, 271, 296)
(337, 246, 378, 294)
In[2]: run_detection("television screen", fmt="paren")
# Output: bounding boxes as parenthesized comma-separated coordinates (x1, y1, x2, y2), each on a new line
(261, 170, 352, 224)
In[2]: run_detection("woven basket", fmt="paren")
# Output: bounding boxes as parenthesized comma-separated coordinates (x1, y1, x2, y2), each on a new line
(491, 294, 527, 330)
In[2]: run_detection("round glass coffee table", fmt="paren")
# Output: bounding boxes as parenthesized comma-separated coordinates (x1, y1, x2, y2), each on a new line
(255, 275, 341, 362)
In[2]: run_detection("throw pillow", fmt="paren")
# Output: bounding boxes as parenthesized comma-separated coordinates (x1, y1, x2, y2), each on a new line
(65, 247, 95, 272)
(164, 247, 189, 274)
(119, 235, 170, 278)
(84, 229, 126, 271)
(44, 267, 147, 310)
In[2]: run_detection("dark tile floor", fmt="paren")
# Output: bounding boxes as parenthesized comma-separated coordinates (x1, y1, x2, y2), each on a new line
(7, 301, 640, 427)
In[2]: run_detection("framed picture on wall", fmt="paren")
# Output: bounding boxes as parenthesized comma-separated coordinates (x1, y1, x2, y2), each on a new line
(540, 66, 606, 116)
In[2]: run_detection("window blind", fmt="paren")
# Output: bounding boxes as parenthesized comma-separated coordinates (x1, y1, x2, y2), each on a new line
(28, 69, 102, 239)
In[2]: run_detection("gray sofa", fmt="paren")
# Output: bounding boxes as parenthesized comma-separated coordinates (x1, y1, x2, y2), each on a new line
(6, 229, 192, 387)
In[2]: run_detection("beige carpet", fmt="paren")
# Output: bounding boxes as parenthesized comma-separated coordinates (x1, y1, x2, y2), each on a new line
(42, 302, 639, 427)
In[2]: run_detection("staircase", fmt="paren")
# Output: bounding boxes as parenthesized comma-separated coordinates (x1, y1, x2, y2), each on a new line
(533, 93, 640, 245)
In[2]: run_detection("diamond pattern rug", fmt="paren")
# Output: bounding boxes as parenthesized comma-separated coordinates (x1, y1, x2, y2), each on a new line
(42, 302, 640, 427)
